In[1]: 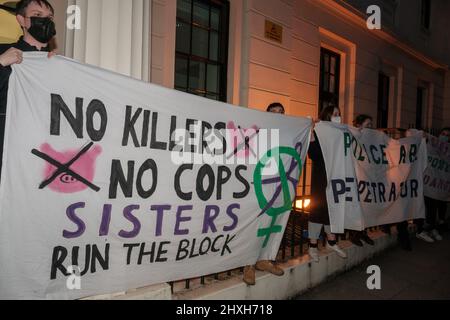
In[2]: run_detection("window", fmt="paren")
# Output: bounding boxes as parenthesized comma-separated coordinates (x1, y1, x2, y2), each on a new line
(175, 0, 229, 102)
(421, 0, 431, 30)
(377, 73, 390, 128)
(416, 87, 425, 129)
(319, 48, 341, 113)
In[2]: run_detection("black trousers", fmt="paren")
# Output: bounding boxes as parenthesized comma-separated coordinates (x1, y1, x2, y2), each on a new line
(0, 114, 4, 180)
(436, 200, 448, 221)
(416, 196, 447, 233)
(397, 221, 408, 234)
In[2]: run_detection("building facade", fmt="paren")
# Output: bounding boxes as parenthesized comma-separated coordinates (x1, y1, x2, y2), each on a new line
(0, 0, 449, 297)
(2, 0, 448, 130)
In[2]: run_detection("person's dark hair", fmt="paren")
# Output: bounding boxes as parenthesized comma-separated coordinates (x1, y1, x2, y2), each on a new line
(266, 102, 285, 113)
(353, 114, 373, 127)
(319, 105, 340, 121)
(16, 0, 54, 16)
(440, 127, 450, 134)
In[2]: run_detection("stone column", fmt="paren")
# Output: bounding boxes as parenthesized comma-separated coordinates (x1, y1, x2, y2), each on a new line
(64, 0, 151, 81)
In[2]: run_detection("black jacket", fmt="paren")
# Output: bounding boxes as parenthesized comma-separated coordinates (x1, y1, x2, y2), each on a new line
(308, 132, 330, 225)
(0, 37, 50, 114)
(0, 37, 49, 175)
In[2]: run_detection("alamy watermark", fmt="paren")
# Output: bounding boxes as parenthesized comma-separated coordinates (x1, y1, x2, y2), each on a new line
(169, 126, 282, 176)
(366, 5, 382, 30)
(67, 4, 382, 31)
(66, 5, 81, 30)
(366, 265, 381, 290)
(66, 265, 81, 290)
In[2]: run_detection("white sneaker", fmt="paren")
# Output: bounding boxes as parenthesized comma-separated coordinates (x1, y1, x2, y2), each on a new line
(416, 231, 435, 243)
(308, 247, 319, 263)
(430, 229, 443, 241)
(326, 244, 347, 259)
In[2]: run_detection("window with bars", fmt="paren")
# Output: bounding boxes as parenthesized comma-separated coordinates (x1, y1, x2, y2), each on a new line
(319, 48, 341, 113)
(175, 0, 229, 102)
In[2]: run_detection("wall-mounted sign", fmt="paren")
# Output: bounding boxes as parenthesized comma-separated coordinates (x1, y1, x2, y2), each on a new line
(265, 20, 283, 44)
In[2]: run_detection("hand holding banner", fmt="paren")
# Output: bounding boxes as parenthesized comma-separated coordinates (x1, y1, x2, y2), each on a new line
(0, 53, 311, 299)
(315, 122, 427, 233)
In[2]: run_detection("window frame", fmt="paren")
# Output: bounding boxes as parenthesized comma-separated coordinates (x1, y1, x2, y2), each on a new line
(175, 0, 230, 102)
(319, 47, 341, 113)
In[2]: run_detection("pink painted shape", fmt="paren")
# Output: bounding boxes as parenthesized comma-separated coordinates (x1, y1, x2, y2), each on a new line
(227, 122, 259, 158)
(40, 143, 102, 194)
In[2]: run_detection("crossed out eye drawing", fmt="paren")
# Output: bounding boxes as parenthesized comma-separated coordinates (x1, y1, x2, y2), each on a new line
(32, 142, 102, 194)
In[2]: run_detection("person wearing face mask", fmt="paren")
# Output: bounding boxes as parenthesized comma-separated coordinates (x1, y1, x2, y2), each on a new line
(0, 0, 56, 178)
(353, 114, 373, 130)
(345, 114, 376, 247)
(307, 105, 347, 263)
(439, 128, 450, 144)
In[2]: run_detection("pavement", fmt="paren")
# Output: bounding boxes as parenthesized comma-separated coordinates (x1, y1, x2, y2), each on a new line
(296, 230, 450, 300)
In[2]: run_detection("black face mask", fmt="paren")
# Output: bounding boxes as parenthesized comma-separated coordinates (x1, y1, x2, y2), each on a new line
(27, 16, 56, 44)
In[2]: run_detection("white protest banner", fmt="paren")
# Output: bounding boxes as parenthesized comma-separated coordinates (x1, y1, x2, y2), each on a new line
(315, 122, 427, 233)
(0, 53, 311, 299)
(423, 135, 450, 201)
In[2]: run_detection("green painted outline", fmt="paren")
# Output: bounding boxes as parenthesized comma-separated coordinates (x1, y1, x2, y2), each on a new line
(253, 146, 303, 247)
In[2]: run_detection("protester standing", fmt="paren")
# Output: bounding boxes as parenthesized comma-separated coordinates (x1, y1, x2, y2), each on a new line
(307, 105, 347, 262)
(242, 102, 286, 285)
(347, 114, 375, 247)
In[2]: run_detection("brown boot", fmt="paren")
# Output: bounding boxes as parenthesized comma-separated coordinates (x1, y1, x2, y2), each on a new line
(243, 265, 255, 285)
(255, 260, 285, 276)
